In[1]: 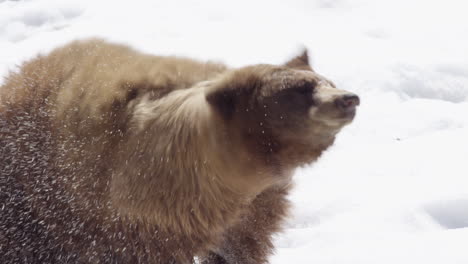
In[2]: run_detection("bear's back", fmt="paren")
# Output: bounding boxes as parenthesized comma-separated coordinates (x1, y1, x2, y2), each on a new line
(1, 39, 227, 131)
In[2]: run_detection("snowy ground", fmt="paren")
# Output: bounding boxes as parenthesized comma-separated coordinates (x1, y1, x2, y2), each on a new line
(1, 0, 468, 263)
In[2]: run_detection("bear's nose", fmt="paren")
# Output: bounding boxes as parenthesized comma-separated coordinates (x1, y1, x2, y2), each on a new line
(334, 94, 360, 112)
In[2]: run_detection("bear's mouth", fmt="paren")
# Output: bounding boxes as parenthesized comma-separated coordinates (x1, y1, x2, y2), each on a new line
(316, 109, 357, 128)
(340, 108, 356, 120)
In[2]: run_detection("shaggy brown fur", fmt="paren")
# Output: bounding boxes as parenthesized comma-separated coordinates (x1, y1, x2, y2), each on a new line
(0, 39, 358, 263)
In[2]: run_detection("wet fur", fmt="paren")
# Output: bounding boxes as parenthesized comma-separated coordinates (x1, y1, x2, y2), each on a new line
(0, 40, 352, 263)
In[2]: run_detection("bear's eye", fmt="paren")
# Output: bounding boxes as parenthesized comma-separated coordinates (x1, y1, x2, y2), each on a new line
(293, 81, 315, 95)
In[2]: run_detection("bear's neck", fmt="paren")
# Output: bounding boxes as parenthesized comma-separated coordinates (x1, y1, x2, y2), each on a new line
(111, 86, 274, 237)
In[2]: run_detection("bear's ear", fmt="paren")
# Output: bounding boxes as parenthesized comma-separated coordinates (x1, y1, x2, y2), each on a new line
(284, 49, 314, 71)
(206, 86, 238, 120)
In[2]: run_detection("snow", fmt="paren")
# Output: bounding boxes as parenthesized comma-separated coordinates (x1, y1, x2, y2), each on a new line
(1, 0, 467, 263)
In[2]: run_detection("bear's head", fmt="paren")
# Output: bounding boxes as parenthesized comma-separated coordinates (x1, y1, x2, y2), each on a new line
(206, 50, 359, 171)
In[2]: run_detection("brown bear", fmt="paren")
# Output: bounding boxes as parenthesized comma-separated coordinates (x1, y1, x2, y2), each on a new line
(0, 39, 359, 264)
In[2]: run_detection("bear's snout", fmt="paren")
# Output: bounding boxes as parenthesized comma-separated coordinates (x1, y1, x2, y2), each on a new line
(334, 94, 360, 113)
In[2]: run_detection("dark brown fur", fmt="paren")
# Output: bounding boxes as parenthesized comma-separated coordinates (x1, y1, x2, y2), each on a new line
(0, 39, 357, 263)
